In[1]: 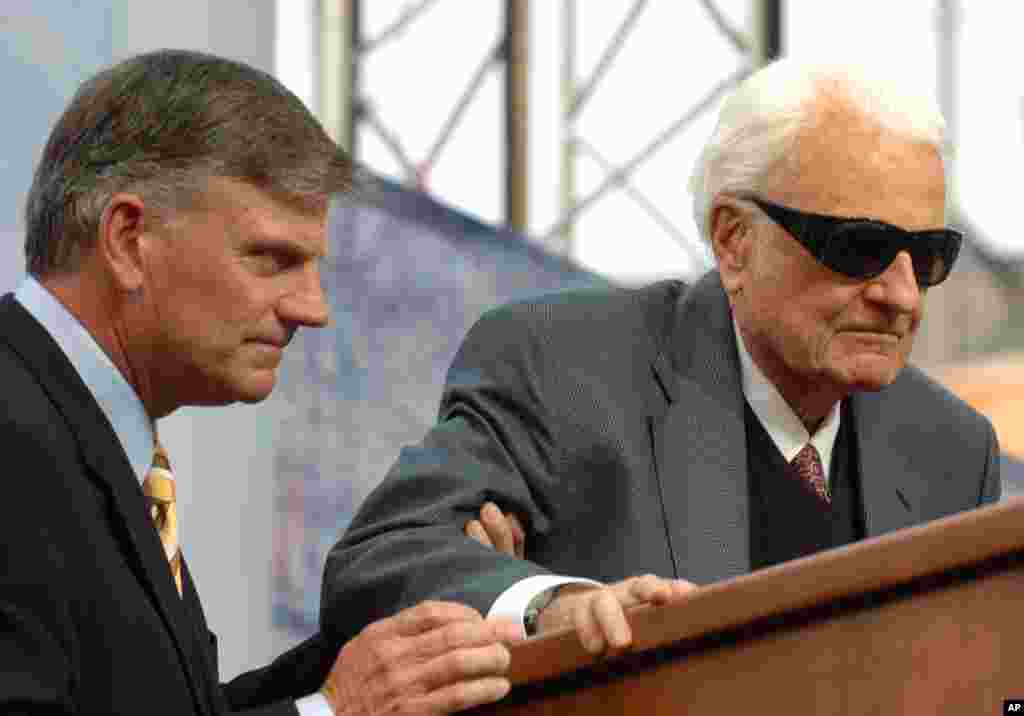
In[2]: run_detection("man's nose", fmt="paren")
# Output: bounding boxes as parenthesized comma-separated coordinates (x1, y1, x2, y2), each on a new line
(866, 251, 921, 313)
(278, 266, 331, 328)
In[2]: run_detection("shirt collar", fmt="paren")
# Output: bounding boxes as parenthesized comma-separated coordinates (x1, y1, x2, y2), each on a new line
(14, 276, 154, 484)
(732, 318, 841, 475)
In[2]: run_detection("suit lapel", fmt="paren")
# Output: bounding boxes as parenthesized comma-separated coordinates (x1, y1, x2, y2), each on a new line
(850, 389, 927, 537)
(79, 430, 217, 716)
(0, 295, 215, 716)
(181, 560, 230, 715)
(648, 273, 751, 584)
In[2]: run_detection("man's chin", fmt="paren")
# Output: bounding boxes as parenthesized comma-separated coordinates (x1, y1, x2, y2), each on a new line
(831, 355, 905, 393)
(237, 390, 273, 405)
(209, 372, 277, 406)
(236, 377, 277, 404)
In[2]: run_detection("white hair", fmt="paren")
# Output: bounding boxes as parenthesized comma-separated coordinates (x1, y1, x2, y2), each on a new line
(688, 58, 947, 241)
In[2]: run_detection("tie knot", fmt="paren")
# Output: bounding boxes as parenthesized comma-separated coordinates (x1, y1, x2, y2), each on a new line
(791, 443, 829, 504)
(152, 441, 171, 471)
(144, 442, 176, 502)
(792, 443, 821, 470)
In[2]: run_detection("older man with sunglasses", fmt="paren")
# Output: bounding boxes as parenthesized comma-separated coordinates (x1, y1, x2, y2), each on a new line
(320, 59, 1000, 659)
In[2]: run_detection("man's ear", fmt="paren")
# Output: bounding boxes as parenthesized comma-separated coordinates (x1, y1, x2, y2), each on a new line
(708, 199, 753, 296)
(97, 193, 148, 292)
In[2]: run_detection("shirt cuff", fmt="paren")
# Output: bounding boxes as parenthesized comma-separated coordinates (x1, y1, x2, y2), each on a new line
(487, 574, 602, 639)
(295, 692, 334, 716)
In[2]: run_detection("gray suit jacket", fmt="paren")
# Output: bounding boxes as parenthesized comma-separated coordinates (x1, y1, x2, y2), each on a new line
(320, 272, 1000, 646)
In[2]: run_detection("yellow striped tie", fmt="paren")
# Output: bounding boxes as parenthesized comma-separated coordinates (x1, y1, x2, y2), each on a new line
(143, 441, 182, 595)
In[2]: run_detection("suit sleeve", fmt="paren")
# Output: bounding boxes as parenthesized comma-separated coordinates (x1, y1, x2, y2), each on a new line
(979, 418, 1001, 506)
(222, 633, 336, 714)
(0, 426, 79, 715)
(319, 305, 566, 647)
(228, 702, 300, 716)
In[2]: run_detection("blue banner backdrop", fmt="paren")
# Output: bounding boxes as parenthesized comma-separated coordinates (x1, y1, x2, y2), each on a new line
(271, 179, 609, 633)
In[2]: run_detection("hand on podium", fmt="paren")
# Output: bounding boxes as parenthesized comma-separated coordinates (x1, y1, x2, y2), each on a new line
(535, 576, 695, 657)
(463, 503, 695, 658)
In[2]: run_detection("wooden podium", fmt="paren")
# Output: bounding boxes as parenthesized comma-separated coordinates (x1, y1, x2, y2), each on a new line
(477, 498, 1024, 715)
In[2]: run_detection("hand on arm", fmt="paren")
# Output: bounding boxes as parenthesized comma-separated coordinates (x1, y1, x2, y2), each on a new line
(319, 601, 523, 716)
(312, 504, 542, 715)
(464, 502, 526, 559)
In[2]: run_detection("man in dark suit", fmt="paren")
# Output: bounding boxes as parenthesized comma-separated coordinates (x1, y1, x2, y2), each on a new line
(0, 50, 524, 716)
(320, 59, 1001, 657)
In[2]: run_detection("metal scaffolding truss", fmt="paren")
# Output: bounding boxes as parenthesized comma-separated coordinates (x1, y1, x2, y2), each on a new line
(320, 0, 527, 228)
(357, 1, 507, 189)
(312, 0, 1019, 362)
(320, 1, 780, 259)
(550, 0, 781, 257)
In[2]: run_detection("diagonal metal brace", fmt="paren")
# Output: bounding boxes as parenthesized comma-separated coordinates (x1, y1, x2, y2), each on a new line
(361, 0, 443, 53)
(357, 99, 420, 183)
(575, 137, 712, 266)
(698, 0, 751, 54)
(571, 0, 649, 117)
(543, 65, 752, 243)
(422, 37, 504, 174)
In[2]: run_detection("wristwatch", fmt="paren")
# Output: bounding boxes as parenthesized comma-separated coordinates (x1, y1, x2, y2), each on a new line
(523, 586, 559, 636)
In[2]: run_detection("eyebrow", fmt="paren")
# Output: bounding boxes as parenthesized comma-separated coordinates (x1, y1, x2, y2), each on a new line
(246, 235, 329, 260)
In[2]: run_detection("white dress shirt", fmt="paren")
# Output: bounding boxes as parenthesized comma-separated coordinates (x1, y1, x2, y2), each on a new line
(732, 318, 841, 475)
(487, 318, 842, 636)
(14, 277, 331, 716)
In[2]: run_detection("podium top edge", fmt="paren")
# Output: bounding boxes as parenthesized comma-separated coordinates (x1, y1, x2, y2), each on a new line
(508, 497, 1024, 686)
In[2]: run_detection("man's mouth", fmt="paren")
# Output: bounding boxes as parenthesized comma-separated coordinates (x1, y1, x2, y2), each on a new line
(841, 327, 904, 342)
(250, 337, 288, 348)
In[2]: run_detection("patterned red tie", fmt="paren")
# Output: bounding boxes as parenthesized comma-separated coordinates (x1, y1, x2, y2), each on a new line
(791, 443, 830, 505)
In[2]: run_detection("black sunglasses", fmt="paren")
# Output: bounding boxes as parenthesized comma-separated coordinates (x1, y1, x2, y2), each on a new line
(746, 196, 962, 287)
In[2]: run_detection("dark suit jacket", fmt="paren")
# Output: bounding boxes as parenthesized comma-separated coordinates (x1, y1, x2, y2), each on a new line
(320, 272, 1001, 646)
(0, 294, 335, 715)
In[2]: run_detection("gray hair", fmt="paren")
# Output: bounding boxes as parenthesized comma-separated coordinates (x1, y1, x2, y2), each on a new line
(688, 58, 947, 241)
(25, 49, 354, 276)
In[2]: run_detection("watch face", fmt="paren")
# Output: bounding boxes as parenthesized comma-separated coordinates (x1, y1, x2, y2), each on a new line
(524, 585, 563, 636)
(524, 609, 540, 636)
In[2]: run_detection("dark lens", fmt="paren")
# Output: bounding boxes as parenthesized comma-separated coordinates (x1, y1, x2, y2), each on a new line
(909, 231, 960, 287)
(824, 224, 894, 279)
(827, 225, 960, 287)
(910, 247, 944, 286)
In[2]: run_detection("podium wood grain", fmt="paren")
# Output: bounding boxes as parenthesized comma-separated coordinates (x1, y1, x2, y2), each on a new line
(478, 498, 1024, 715)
